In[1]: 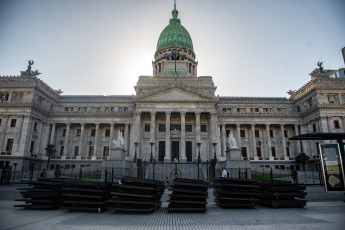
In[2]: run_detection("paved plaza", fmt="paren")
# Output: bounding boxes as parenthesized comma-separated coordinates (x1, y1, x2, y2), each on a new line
(0, 184, 344, 230)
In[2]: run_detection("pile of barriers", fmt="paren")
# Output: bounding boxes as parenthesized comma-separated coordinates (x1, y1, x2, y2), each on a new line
(14, 177, 308, 213)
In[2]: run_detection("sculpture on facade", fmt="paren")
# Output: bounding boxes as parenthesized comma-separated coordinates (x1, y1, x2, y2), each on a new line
(26, 60, 34, 73)
(228, 131, 238, 148)
(113, 130, 125, 148)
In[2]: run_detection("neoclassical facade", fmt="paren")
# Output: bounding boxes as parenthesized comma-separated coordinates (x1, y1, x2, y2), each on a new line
(1, 4, 345, 173)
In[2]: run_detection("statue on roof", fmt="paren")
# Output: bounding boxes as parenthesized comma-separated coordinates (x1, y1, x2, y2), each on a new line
(317, 61, 324, 72)
(26, 60, 34, 73)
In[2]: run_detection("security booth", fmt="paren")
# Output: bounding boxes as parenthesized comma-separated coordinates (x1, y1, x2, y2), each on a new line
(289, 133, 345, 192)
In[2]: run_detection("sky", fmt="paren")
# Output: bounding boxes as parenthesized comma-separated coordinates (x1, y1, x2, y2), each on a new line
(0, 0, 344, 98)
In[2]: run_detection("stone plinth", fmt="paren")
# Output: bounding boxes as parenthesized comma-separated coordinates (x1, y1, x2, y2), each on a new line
(101, 147, 132, 182)
(226, 148, 242, 161)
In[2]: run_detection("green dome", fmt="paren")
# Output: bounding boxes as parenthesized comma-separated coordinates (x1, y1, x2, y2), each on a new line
(156, 4, 194, 53)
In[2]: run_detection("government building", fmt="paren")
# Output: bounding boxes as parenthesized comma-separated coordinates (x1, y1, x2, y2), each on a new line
(1, 3, 345, 180)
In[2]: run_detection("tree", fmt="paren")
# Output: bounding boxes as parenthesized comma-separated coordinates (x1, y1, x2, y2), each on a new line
(45, 144, 56, 169)
(295, 152, 310, 171)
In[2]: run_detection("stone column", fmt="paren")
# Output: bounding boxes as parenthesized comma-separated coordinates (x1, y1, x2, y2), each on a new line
(195, 112, 201, 160)
(300, 124, 308, 154)
(209, 112, 216, 159)
(79, 123, 85, 157)
(94, 123, 100, 157)
(216, 122, 221, 159)
(109, 123, 115, 148)
(221, 124, 226, 157)
(124, 123, 129, 154)
(0, 116, 9, 152)
(327, 116, 333, 132)
(35, 122, 44, 155)
(180, 112, 186, 162)
(235, 124, 242, 149)
(14, 115, 24, 152)
(50, 123, 56, 145)
(294, 124, 301, 157)
(266, 124, 273, 160)
(133, 112, 142, 159)
(18, 116, 33, 156)
(280, 124, 288, 160)
(150, 111, 156, 159)
(63, 123, 70, 157)
(251, 124, 258, 160)
(165, 112, 171, 162)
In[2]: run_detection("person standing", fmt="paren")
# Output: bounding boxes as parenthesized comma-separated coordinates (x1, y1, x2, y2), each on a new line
(222, 167, 228, 178)
(40, 168, 47, 178)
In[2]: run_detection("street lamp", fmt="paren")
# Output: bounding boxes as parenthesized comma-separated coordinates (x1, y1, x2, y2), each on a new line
(134, 138, 139, 163)
(196, 139, 202, 179)
(149, 139, 155, 180)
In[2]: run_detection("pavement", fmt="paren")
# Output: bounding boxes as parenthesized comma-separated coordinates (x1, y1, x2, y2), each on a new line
(0, 184, 344, 230)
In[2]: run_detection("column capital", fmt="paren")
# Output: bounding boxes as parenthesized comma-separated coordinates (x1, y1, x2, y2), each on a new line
(166, 111, 171, 116)
(265, 123, 270, 127)
(80, 122, 85, 126)
(150, 111, 156, 115)
(180, 111, 186, 116)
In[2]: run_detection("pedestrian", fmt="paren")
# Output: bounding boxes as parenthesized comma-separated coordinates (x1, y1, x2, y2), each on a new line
(40, 168, 47, 178)
(222, 167, 228, 178)
(165, 177, 170, 189)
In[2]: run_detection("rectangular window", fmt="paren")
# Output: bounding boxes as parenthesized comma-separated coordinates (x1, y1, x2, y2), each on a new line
(124, 107, 128, 112)
(91, 129, 96, 137)
(60, 146, 64, 156)
(270, 130, 274, 137)
(241, 147, 247, 158)
(313, 124, 316, 132)
(10, 119, 17, 127)
(97, 107, 101, 112)
(240, 130, 245, 137)
(30, 141, 34, 153)
(63, 129, 66, 136)
(111, 107, 115, 112)
(0, 119, 2, 126)
(255, 108, 259, 113)
(170, 125, 181, 131)
(144, 124, 150, 132)
(74, 146, 79, 156)
(0, 93, 9, 101)
(159, 124, 166, 132)
(263, 108, 268, 113)
(271, 147, 276, 157)
(186, 141, 192, 162)
(222, 108, 226, 112)
(105, 129, 110, 137)
(237, 108, 240, 112)
(70, 107, 74, 111)
(64, 107, 68, 111)
(255, 130, 259, 137)
(77, 129, 81, 136)
(185, 125, 193, 132)
(201, 125, 207, 132)
(286, 147, 290, 157)
(33, 122, 38, 131)
(105, 107, 109, 112)
(6, 139, 14, 152)
(158, 141, 165, 162)
(84, 107, 87, 112)
(284, 130, 288, 137)
(89, 146, 94, 157)
(227, 108, 232, 112)
(240, 108, 245, 112)
(103, 146, 109, 157)
(78, 107, 82, 111)
(256, 147, 262, 158)
(334, 120, 340, 129)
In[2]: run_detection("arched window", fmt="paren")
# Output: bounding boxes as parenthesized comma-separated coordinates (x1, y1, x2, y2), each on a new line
(158, 63, 161, 73)
(189, 63, 192, 73)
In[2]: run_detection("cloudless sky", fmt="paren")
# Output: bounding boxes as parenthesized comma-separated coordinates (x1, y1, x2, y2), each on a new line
(0, 0, 344, 97)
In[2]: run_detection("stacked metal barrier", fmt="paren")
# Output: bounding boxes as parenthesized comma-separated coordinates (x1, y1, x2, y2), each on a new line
(108, 176, 165, 213)
(167, 178, 209, 212)
(214, 178, 259, 208)
(258, 180, 307, 208)
(14, 178, 65, 209)
(62, 179, 112, 212)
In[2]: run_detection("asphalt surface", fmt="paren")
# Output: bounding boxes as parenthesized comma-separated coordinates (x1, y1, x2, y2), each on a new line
(0, 184, 344, 230)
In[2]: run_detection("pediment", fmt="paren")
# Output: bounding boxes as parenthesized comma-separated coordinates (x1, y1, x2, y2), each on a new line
(136, 86, 215, 102)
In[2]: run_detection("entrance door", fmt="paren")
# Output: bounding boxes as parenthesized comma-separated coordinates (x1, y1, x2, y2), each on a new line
(171, 141, 180, 161)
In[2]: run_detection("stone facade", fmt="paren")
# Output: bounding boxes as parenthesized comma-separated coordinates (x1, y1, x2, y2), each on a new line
(1, 4, 345, 177)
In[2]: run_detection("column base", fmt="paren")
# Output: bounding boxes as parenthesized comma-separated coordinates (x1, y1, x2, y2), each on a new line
(61, 155, 66, 160)
(179, 157, 187, 163)
(284, 156, 290, 160)
(164, 158, 171, 163)
(253, 156, 259, 161)
(269, 156, 275, 161)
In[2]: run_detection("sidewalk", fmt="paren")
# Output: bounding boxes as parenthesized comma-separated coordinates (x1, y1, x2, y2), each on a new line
(0, 184, 344, 230)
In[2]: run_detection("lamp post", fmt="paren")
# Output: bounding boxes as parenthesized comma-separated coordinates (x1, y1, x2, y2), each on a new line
(196, 139, 202, 179)
(12, 162, 17, 183)
(149, 139, 155, 180)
